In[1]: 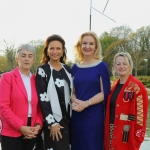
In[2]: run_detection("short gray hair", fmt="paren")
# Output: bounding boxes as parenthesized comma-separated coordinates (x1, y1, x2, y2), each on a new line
(15, 43, 36, 59)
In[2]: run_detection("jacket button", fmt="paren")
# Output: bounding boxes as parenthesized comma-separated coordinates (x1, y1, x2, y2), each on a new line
(116, 104, 119, 107)
(116, 115, 118, 118)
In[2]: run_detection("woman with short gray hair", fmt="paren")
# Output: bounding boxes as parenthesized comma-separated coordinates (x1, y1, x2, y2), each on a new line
(15, 44, 36, 59)
(0, 43, 43, 150)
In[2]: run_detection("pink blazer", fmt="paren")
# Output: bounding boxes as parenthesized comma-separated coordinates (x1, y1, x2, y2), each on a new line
(0, 68, 43, 137)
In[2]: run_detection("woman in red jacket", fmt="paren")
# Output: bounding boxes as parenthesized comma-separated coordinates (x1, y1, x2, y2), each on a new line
(104, 52, 148, 150)
(0, 44, 43, 150)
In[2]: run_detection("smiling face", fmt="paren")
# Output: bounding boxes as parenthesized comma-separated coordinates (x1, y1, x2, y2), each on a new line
(16, 49, 34, 73)
(81, 35, 96, 57)
(47, 40, 64, 62)
(114, 55, 131, 77)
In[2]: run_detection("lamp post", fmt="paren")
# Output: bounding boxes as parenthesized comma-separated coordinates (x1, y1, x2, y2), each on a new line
(144, 58, 148, 76)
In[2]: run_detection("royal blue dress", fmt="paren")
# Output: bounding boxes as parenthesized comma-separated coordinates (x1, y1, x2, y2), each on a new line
(71, 61, 110, 150)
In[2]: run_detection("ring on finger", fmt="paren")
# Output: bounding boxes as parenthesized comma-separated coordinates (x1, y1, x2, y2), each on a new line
(52, 133, 55, 137)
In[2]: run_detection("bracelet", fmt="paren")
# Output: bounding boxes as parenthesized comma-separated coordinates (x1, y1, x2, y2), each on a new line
(88, 100, 92, 106)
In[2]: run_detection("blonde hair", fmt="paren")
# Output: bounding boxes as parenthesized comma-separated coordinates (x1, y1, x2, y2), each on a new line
(112, 52, 133, 76)
(74, 31, 102, 62)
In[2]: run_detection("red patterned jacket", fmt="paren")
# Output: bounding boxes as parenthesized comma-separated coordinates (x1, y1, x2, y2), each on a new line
(104, 75, 148, 150)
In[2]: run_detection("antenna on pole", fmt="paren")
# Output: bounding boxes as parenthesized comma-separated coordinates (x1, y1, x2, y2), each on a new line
(89, 0, 116, 30)
(103, 0, 110, 13)
(92, 7, 116, 22)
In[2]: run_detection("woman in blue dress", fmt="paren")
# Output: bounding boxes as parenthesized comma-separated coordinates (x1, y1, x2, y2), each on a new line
(70, 31, 110, 150)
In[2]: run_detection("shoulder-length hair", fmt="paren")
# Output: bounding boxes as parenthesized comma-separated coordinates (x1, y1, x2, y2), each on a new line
(74, 31, 102, 62)
(41, 34, 67, 64)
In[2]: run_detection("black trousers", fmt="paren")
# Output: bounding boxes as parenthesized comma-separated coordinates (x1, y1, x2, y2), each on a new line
(1, 135, 36, 150)
(33, 128, 44, 150)
(1, 117, 36, 150)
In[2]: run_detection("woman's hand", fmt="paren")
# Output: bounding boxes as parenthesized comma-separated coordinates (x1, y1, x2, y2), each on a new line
(29, 124, 41, 137)
(20, 126, 38, 139)
(72, 100, 80, 111)
(34, 124, 41, 132)
(50, 123, 64, 141)
(72, 99, 89, 112)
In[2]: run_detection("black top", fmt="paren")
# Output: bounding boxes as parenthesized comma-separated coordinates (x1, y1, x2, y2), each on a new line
(36, 63, 72, 126)
(110, 83, 124, 124)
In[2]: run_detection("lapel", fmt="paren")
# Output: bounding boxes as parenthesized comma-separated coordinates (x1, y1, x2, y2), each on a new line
(30, 75, 35, 104)
(110, 79, 119, 94)
(14, 68, 28, 100)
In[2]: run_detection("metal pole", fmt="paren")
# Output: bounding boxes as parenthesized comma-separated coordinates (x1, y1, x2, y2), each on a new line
(89, 0, 92, 30)
(146, 62, 147, 76)
(144, 59, 148, 76)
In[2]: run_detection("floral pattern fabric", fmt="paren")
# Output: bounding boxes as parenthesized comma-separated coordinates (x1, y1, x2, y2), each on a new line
(36, 62, 72, 150)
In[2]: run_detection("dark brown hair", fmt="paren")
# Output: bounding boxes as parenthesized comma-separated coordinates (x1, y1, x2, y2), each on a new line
(41, 34, 67, 64)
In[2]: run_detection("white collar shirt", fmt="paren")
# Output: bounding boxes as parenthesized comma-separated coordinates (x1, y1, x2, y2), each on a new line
(19, 70, 32, 117)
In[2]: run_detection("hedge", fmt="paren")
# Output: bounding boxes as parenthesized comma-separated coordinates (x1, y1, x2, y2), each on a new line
(110, 76, 150, 88)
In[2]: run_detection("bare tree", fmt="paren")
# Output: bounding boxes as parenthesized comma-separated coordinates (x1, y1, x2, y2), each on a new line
(0, 39, 16, 71)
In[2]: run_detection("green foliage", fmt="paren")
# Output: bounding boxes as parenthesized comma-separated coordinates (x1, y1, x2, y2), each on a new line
(30, 40, 44, 73)
(0, 55, 8, 73)
(100, 32, 118, 55)
(147, 106, 150, 137)
(0, 39, 44, 73)
(136, 76, 150, 88)
(2, 41, 16, 71)
(102, 39, 129, 75)
(101, 24, 150, 76)
(0, 24, 150, 76)
(110, 76, 150, 88)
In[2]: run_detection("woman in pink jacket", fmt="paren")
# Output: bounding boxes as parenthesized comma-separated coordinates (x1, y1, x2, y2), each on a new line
(0, 44, 43, 150)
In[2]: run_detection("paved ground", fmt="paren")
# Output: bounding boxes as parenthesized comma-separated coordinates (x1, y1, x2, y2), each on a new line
(0, 140, 150, 150)
(140, 137, 150, 150)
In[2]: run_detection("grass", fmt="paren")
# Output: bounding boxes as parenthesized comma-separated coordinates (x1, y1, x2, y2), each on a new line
(146, 106, 150, 137)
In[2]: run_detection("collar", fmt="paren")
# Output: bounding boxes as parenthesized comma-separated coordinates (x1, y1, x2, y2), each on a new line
(18, 69, 32, 78)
